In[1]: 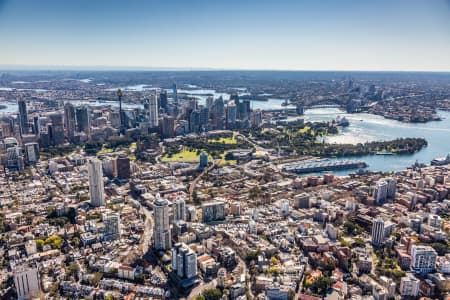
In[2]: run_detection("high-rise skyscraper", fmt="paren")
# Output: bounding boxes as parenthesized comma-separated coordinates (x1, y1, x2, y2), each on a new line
(153, 197, 171, 250)
(161, 115, 175, 138)
(88, 158, 105, 207)
(174, 197, 186, 222)
(172, 243, 198, 280)
(64, 102, 76, 141)
(116, 155, 131, 180)
(199, 107, 209, 129)
(103, 213, 120, 240)
(374, 180, 388, 205)
(215, 96, 225, 129)
(172, 83, 178, 104)
(13, 264, 40, 300)
(159, 90, 168, 111)
(189, 110, 201, 132)
(76, 106, 90, 133)
(33, 115, 40, 136)
(49, 113, 65, 145)
(18, 98, 28, 135)
(24, 142, 40, 164)
(226, 101, 237, 128)
(371, 216, 385, 247)
(146, 93, 159, 129)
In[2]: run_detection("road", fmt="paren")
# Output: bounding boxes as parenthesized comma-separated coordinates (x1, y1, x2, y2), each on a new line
(187, 279, 217, 300)
(139, 205, 153, 254)
(189, 158, 221, 202)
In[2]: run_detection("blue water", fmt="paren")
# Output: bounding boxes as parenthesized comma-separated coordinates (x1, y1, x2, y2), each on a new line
(301, 107, 450, 175)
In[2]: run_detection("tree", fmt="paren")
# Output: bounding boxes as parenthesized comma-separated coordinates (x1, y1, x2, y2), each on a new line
(36, 239, 45, 251)
(104, 294, 114, 300)
(67, 262, 79, 277)
(45, 235, 63, 249)
(352, 238, 366, 248)
(72, 237, 80, 248)
(203, 288, 222, 300)
(193, 190, 200, 204)
(431, 242, 449, 256)
(343, 221, 363, 235)
(311, 276, 333, 295)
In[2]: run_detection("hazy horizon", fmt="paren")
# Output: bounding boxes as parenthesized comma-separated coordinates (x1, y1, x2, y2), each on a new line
(1, 0, 450, 72)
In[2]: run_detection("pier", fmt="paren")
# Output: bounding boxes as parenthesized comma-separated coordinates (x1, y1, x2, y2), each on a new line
(282, 159, 367, 174)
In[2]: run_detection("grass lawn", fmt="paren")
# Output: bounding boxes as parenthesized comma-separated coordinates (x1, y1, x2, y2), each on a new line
(207, 135, 237, 144)
(219, 153, 237, 166)
(162, 148, 214, 163)
(298, 126, 310, 134)
(162, 149, 199, 162)
(97, 145, 113, 155)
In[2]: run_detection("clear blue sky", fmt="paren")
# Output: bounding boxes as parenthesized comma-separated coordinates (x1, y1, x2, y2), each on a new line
(1, 0, 449, 71)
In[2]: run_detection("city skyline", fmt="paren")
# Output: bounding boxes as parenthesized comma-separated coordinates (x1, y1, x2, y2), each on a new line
(1, 0, 450, 71)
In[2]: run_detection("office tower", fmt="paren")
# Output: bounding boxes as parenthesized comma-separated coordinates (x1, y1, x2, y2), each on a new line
(174, 196, 186, 222)
(6, 146, 25, 171)
(161, 115, 175, 138)
(215, 96, 225, 129)
(172, 243, 198, 279)
(238, 100, 251, 120)
(24, 142, 39, 164)
(226, 101, 237, 128)
(116, 155, 131, 180)
(172, 83, 178, 104)
(159, 90, 168, 110)
(294, 193, 310, 209)
(199, 152, 208, 169)
(102, 157, 117, 178)
(75, 106, 90, 133)
(88, 158, 105, 207)
(109, 111, 121, 129)
(230, 93, 239, 106)
(251, 109, 263, 127)
(371, 216, 385, 247)
(13, 265, 40, 300)
(202, 201, 225, 223)
(206, 96, 214, 109)
(410, 245, 437, 274)
(103, 213, 120, 240)
(199, 107, 209, 128)
(146, 93, 159, 128)
(18, 98, 28, 135)
(386, 178, 396, 199)
(153, 197, 171, 250)
(374, 180, 388, 205)
(48, 113, 65, 145)
(189, 110, 201, 132)
(33, 115, 40, 135)
(399, 274, 420, 297)
(64, 102, 76, 141)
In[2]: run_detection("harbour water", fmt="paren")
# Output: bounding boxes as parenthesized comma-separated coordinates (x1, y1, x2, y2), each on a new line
(303, 107, 450, 175)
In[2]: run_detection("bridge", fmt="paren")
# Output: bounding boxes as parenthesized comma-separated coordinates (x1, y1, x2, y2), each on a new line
(262, 103, 341, 113)
(304, 104, 341, 109)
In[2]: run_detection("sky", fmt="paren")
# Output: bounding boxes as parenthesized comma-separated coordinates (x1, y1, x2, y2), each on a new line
(0, 0, 450, 71)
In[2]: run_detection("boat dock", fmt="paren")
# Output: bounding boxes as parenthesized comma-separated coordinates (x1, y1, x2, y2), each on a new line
(282, 159, 368, 174)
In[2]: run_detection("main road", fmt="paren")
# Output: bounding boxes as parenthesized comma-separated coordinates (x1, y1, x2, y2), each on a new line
(140, 205, 153, 254)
